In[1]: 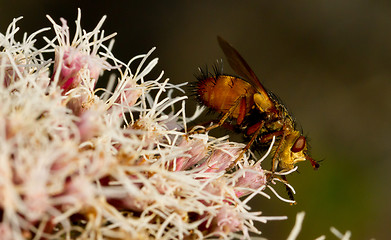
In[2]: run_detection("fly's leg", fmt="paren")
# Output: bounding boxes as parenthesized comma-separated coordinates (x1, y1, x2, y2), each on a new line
(271, 128, 286, 173)
(257, 129, 286, 173)
(265, 173, 296, 205)
(188, 95, 246, 135)
(227, 121, 264, 170)
(261, 129, 297, 203)
(281, 175, 296, 204)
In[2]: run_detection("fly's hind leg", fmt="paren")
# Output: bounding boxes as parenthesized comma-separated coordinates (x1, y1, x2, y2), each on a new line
(188, 95, 246, 135)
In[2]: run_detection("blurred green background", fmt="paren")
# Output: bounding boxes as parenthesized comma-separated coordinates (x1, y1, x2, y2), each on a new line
(1, 0, 390, 239)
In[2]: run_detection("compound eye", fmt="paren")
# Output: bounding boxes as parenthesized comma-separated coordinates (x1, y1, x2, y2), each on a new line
(291, 136, 306, 152)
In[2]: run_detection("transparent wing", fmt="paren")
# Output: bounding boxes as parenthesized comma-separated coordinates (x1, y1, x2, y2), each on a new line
(217, 36, 270, 97)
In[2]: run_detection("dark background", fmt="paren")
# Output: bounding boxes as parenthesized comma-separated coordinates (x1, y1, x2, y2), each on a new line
(1, 1, 390, 239)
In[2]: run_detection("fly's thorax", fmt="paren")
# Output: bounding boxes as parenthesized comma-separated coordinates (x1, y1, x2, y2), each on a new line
(253, 92, 274, 112)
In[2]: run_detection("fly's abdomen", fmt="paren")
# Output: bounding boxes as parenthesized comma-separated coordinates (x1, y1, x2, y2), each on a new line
(196, 75, 256, 119)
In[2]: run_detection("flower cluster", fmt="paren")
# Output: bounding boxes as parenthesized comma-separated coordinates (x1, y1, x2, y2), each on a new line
(0, 9, 313, 240)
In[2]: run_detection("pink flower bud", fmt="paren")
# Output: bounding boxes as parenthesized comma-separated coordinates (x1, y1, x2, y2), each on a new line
(211, 206, 242, 234)
(52, 47, 103, 93)
(199, 145, 241, 173)
(76, 110, 103, 142)
(233, 163, 266, 198)
(114, 78, 142, 108)
(171, 137, 208, 171)
(0, 224, 13, 240)
(65, 94, 88, 116)
(61, 176, 95, 205)
(1, 54, 25, 87)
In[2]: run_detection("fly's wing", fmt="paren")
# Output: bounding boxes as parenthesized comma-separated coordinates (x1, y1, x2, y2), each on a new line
(217, 36, 274, 109)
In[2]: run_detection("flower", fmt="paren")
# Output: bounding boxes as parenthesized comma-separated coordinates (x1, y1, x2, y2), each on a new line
(48, 15, 114, 94)
(0, 9, 309, 240)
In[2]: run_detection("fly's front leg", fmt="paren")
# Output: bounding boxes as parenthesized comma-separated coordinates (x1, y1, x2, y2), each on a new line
(257, 130, 286, 173)
(281, 175, 296, 204)
(270, 129, 286, 173)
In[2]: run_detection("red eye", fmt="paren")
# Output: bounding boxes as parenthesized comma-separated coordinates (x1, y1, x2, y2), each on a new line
(291, 136, 306, 152)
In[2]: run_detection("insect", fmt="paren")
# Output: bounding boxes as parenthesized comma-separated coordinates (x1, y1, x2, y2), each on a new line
(194, 36, 319, 174)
